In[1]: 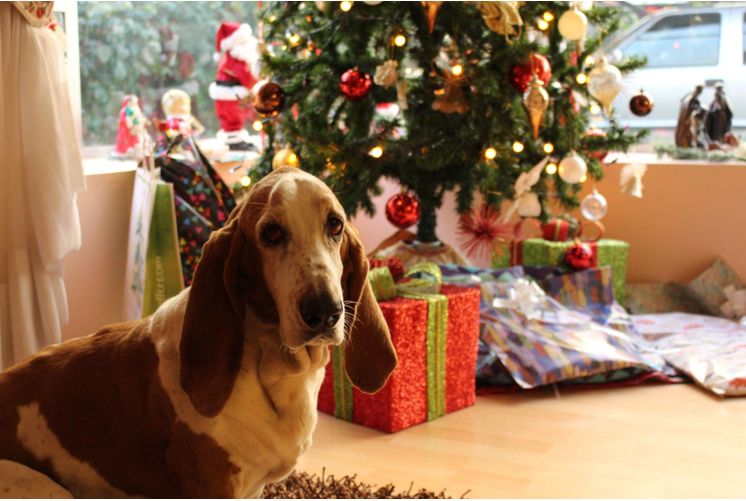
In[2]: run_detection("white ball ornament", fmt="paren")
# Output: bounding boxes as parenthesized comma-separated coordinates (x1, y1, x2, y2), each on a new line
(362, 0, 383, 4)
(314, 1, 328, 11)
(573, 0, 594, 11)
(558, 7, 588, 41)
(558, 151, 588, 184)
(587, 56, 623, 116)
(517, 192, 542, 218)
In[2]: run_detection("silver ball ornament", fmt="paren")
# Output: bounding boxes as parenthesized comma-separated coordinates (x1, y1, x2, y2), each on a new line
(581, 189, 608, 221)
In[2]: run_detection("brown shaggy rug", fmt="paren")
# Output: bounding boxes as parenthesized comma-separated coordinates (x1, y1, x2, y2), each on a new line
(263, 470, 469, 499)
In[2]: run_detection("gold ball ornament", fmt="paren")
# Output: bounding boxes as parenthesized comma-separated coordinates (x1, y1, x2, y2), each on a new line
(587, 57, 623, 117)
(558, 7, 588, 41)
(272, 148, 300, 170)
(558, 151, 588, 184)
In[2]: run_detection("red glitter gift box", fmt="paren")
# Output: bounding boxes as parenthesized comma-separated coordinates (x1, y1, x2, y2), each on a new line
(317, 284, 481, 433)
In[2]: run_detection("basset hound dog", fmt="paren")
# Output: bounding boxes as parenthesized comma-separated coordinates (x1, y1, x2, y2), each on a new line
(0, 167, 397, 498)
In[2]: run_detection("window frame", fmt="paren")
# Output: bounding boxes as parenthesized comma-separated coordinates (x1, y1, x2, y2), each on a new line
(54, 1, 83, 145)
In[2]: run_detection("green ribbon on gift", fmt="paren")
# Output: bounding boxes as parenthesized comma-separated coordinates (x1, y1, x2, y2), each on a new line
(368, 262, 443, 301)
(332, 344, 354, 422)
(333, 262, 448, 422)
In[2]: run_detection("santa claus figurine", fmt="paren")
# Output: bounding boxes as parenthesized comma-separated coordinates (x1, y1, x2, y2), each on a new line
(209, 22, 261, 151)
(112, 94, 147, 159)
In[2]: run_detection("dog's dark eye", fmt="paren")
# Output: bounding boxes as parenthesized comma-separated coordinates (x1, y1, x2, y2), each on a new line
(262, 224, 283, 243)
(327, 217, 343, 237)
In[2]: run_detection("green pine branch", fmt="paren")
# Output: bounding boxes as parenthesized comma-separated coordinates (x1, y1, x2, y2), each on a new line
(256, 1, 646, 241)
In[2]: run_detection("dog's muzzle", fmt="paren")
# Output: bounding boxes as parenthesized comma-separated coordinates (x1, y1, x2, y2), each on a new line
(299, 295, 343, 333)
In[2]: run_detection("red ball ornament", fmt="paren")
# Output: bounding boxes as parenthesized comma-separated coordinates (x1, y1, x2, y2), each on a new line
(385, 193, 421, 229)
(565, 241, 593, 270)
(340, 69, 372, 102)
(583, 127, 608, 161)
(509, 53, 552, 94)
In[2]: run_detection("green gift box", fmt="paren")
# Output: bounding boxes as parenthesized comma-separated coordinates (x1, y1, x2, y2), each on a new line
(492, 238, 630, 305)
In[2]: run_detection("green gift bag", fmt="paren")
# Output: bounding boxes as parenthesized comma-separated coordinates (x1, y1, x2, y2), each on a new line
(123, 150, 184, 320)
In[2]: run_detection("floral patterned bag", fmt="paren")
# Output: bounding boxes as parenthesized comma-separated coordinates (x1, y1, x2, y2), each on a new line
(156, 136, 236, 285)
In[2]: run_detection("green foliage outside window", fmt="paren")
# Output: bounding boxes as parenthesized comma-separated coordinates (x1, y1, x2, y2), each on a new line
(78, 1, 258, 146)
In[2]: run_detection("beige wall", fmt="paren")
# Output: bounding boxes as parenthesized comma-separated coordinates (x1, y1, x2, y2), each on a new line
(62, 170, 134, 341)
(61, 161, 746, 341)
(572, 162, 746, 283)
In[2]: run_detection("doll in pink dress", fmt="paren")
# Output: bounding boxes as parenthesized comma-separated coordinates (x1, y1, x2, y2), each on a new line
(112, 95, 147, 158)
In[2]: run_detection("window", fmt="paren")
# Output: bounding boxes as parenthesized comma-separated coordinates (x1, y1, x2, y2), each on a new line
(623, 13, 720, 68)
(77, 2, 258, 147)
(743, 13, 746, 64)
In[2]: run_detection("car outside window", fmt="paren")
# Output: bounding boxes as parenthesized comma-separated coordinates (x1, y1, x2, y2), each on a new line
(623, 13, 720, 68)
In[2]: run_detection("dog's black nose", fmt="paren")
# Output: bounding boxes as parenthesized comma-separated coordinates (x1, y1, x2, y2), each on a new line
(300, 295, 343, 331)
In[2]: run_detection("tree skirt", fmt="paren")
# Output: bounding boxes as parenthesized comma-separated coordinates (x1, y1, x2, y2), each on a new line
(263, 470, 465, 499)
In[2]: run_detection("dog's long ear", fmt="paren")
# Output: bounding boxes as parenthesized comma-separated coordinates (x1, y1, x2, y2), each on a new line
(179, 206, 247, 418)
(341, 223, 397, 393)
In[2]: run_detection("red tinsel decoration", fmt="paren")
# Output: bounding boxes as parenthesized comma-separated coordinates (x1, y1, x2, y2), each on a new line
(457, 204, 514, 259)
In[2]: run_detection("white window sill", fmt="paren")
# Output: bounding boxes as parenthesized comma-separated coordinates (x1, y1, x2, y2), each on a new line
(82, 158, 138, 177)
(609, 152, 746, 166)
(80, 138, 261, 177)
(80, 151, 746, 179)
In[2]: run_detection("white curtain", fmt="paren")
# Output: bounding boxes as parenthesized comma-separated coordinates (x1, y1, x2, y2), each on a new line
(0, 3, 86, 370)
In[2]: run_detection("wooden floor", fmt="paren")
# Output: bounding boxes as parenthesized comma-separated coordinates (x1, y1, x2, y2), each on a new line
(298, 384, 746, 498)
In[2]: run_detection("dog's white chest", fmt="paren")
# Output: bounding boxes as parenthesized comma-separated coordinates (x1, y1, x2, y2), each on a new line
(225, 367, 325, 498)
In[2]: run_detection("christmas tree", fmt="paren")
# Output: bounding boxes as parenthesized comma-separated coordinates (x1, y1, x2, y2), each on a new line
(251, 1, 647, 245)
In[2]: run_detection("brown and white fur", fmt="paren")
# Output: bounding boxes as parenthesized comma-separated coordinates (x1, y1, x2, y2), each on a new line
(0, 168, 397, 498)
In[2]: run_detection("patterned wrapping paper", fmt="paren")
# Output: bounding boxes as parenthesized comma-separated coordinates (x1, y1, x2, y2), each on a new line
(632, 313, 746, 396)
(442, 265, 667, 390)
(625, 283, 710, 315)
(478, 287, 663, 389)
(685, 258, 745, 316)
(317, 284, 481, 433)
(440, 264, 561, 284)
(625, 259, 744, 316)
(542, 267, 615, 323)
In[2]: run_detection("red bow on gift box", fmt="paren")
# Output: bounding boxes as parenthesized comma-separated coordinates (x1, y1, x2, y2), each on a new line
(565, 222, 606, 270)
